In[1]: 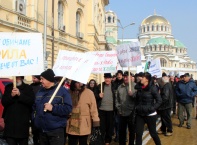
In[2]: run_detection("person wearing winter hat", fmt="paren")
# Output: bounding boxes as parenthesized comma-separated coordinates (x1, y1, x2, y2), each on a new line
(97, 73, 116, 144)
(32, 69, 72, 145)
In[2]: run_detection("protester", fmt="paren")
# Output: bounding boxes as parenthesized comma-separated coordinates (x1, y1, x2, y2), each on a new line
(168, 73, 177, 115)
(67, 80, 100, 145)
(97, 73, 116, 145)
(113, 70, 124, 142)
(2, 76, 35, 145)
(115, 71, 136, 145)
(30, 75, 42, 145)
(32, 69, 72, 145)
(87, 79, 100, 109)
(158, 73, 173, 136)
(175, 73, 197, 129)
(135, 72, 162, 145)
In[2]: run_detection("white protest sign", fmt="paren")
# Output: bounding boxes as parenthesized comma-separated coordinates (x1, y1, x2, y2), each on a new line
(116, 41, 141, 67)
(71, 53, 98, 84)
(53, 50, 85, 79)
(0, 33, 43, 77)
(148, 58, 162, 78)
(53, 50, 98, 84)
(88, 51, 118, 74)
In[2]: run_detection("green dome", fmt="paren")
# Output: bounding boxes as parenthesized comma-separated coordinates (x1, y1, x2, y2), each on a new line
(147, 37, 170, 45)
(106, 36, 116, 44)
(174, 40, 186, 48)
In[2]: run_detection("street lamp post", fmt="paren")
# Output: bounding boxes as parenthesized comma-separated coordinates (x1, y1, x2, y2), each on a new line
(117, 19, 135, 44)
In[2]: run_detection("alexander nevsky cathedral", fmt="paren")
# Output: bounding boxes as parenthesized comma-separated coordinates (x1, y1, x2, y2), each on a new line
(105, 10, 197, 79)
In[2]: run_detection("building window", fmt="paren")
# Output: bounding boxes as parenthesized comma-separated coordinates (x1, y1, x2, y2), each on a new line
(58, 1, 64, 29)
(113, 17, 115, 23)
(165, 26, 167, 31)
(175, 64, 176, 67)
(157, 25, 159, 31)
(108, 16, 111, 23)
(160, 58, 167, 67)
(152, 25, 154, 31)
(161, 26, 163, 31)
(147, 26, 149, 31)
(159, 45, 162, 51)
(76, 11, 81, 33)
(150, 46, 152, 51)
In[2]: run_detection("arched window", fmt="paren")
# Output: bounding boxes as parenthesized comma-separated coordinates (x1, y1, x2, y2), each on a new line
(143, 27, 145, 32)
(58, 1, 64, 29)
(76, 11, 81, 33)
(147, 26, 149, 31)
(150, 46, 152, 51)
(152, 25, 154, 31)
(165, 26, 167, 31)
(160, 58, 167, 67)
(108, 16, 111, 23)
(157, 25, 159, 31)
(161, 26, 163, 31)
(159, 45, 162, 51)
(113, 17, 115, 23)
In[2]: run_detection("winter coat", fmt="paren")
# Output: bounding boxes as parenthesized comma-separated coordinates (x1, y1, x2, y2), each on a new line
(30, 82, 42, 95)
(135, 84, 162, 116)
(114, 79, 124, 90)
(2, 82, 35, 138)
(67, 88, 100, 136)
(175, 79, 197, 104)
(115, 81, 136, 116)
(158, 82, 173, 110)
(97, 82, 116, 110)
(32, 84, 72, 132)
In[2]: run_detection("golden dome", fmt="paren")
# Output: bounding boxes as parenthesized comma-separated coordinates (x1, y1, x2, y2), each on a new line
(141, 14, 170, 25)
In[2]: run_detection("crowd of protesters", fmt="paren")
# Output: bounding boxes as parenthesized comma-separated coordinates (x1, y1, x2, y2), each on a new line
(0, 68, 197, 145)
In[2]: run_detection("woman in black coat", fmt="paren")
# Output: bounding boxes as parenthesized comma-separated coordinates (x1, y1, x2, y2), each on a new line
(135, 72, 162, 145)
(87, 79, 100, 109)
(2, 76, 35, 145)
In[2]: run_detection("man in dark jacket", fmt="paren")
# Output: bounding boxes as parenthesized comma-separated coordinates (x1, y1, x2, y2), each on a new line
(97, 73, 116, 145)
(116, 71, 136, 145)
(175, 73, 197, 129)
(158, 73, 173, 136)
(32, 69, 72, 145)
(2, 76, 35, 145)
(113, 70, 124, 142)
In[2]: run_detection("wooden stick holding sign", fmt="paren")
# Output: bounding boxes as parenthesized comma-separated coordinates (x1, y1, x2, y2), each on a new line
(100, 74, 103, 93)
(13, 76, 16, 88)
(44, 77, 66, 112)
(128, 67, 131, 91)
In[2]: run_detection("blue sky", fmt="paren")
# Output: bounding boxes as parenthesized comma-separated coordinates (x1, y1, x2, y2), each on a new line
(106, 1, 197, 62)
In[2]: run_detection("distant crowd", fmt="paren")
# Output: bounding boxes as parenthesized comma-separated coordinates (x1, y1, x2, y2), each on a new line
(0, 69, 197, 145)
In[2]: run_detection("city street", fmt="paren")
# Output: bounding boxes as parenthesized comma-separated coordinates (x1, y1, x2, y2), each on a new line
(111, 110, 197, 145)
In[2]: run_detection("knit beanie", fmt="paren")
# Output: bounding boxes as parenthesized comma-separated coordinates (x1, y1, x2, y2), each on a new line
(40, 69, 55, 82)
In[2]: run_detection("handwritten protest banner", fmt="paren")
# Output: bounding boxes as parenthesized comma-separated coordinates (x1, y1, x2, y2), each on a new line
(88, 51, 118, 74)
(116, 41, 141, 67)
(53, 50, 97, 84)
(0, 32, 43, 77)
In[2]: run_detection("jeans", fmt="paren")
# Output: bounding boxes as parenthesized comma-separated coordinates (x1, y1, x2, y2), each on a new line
(119, 115, 135, 145)
(136, 115, 161, 145)
(178, 103, 192, 126)
(6, 137, 28, 145)
(68, 135, 88, 145)
(39, 128, 65, 145)
(99, 110, 114, 143)
(159, 108, 173, 132)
